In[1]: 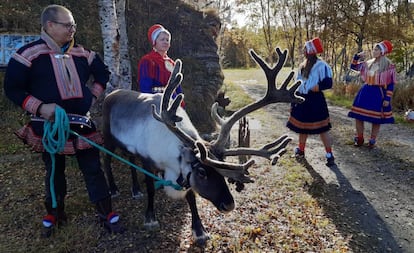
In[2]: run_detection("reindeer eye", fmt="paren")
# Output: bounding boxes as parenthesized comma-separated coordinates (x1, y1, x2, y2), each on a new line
(196, 168, 207, 179)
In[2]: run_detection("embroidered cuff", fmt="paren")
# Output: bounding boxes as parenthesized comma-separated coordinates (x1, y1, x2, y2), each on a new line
(386, 90, 393, 98)
(22, 96, 43, 115)
(90, 82, 105, 98)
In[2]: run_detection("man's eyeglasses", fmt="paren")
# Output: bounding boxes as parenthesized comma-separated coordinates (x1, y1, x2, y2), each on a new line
(51, 21, 77, 30)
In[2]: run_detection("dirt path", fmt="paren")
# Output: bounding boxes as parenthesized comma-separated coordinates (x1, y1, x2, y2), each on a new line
(241, 84, 414, 253)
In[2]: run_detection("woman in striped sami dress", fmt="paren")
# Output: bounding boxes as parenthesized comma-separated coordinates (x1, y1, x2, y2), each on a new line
(348, 40, 396, 148)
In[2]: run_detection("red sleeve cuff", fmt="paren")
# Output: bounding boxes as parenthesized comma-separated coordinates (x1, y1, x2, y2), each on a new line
(22, 96, 43, 115)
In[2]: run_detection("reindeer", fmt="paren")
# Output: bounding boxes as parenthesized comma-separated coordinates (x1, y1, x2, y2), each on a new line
(102, 48, 303, 246)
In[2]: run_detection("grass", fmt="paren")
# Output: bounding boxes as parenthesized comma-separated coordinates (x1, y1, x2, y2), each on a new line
(220, 68, 258, 111)
(324, 90, 353, 108)
(221, 67, 295, 111)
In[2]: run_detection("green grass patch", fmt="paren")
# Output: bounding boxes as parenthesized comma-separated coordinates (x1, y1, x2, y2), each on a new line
(220, 76, 255, 111)
(222, 67, 295, 112)
(324, 90, 353, 109)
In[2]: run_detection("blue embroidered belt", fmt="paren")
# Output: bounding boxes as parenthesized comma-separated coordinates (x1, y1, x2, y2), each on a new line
(31, 113, 92, 128)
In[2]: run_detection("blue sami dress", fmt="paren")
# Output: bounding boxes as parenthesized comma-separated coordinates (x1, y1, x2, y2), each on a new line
(287, 59, 333, 134)
(348, 55, 396, 124)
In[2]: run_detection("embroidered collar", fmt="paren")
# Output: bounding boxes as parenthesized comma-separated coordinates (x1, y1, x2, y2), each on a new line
(41, 29, 74, 55)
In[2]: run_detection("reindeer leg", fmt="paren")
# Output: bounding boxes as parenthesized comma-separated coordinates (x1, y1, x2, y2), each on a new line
(143, 160, 159, 230)
(186, 190, 210, 246)
(129, 156, 143, 199)
(102, 144, 120, 198)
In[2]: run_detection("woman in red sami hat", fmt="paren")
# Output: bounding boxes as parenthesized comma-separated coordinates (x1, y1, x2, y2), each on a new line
(137, 24, 185, 106)
(348, 40, 396, 148)
(287, 37, 335, 167)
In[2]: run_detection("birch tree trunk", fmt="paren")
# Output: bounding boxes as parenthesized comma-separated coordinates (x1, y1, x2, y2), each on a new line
(116, 0, 132, 90)
(98, 0, 120, 92)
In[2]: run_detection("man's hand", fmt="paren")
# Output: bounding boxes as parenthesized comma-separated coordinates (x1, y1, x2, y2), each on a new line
(39, 103, 57, 121)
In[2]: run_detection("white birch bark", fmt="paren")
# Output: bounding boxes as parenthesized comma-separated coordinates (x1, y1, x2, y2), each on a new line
(116, 0, 132, 90)
(98, 0, 120, 92)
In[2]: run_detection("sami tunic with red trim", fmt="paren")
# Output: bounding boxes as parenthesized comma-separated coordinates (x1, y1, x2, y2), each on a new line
(286, 59, 333, 134)
(3, 30, 110, 154)
(348, 54, 395, 124)
(137, 50, 184, 106)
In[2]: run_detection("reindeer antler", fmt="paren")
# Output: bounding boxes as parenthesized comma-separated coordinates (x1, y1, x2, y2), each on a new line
(152, 51, 304, 187)
(210, 47, 304, 161)
(195, 141, 254, 183)
(221, 134, 292, 165)
(152, 59, 198, 149)
(152, 59, 259, 184)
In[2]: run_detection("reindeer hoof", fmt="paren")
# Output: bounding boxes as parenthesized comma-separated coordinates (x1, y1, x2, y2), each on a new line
(131, 190, 144, 200)
(194, 233, 210, 247)
(144, 220, 160, 231)
(110, 190, 120, 198)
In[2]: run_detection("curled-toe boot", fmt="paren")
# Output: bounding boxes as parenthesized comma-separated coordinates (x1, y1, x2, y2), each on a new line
(96, 197, 125, 234)
(41, 201, 57, 238)
(354, 136, 364, 147)
(368, 139, 376, 149)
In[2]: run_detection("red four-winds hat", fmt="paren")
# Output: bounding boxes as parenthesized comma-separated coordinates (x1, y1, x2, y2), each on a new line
(376, 40, 393, 55)
(147, 24, 170, 46)
(305, 37, 323, 55)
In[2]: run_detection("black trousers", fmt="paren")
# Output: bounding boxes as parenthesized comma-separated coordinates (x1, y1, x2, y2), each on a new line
(42, 147, 110, 204)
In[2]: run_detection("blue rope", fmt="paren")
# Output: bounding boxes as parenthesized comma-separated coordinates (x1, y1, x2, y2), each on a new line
(69, 131, 182, 191)
(42, 107, 182, 208)
(42, 107, 70, 208)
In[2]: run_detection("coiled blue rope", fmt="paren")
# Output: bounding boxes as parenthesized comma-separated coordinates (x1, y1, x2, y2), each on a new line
(42, 107, 182, 208)
(42, 107, 70, 208)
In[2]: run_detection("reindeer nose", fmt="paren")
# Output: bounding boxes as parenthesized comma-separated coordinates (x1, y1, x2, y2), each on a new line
(219, 201, 235, 213)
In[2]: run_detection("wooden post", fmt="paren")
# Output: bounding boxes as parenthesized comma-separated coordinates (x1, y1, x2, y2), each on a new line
(238, 116, 250, 163)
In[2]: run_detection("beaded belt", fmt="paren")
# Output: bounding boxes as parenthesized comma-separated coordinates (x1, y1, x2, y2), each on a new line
(31, 113, 92, 128)
(152, 86, 165, 93)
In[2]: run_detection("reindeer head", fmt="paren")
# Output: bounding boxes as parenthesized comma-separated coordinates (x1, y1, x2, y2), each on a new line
(152, 47, 304, 192)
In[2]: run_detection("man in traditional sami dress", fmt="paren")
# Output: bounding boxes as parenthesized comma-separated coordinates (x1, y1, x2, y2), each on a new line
(4, 4, 124, 237)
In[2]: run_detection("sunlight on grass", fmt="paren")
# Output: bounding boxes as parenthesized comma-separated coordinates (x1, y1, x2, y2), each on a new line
(220, 76, 254, 111)
(222, 68, 267, 86)
(222, 67, 295, 112)
(324, 90, 353, 109)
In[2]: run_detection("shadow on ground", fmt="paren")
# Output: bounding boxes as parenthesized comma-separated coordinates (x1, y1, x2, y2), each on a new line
(298, 157, 402, 253)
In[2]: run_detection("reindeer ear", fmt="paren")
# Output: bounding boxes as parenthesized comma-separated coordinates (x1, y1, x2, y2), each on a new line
(180, 146, 195, 163)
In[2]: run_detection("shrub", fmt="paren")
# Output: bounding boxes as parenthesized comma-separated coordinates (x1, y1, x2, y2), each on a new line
(393, 78, 414, 113)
